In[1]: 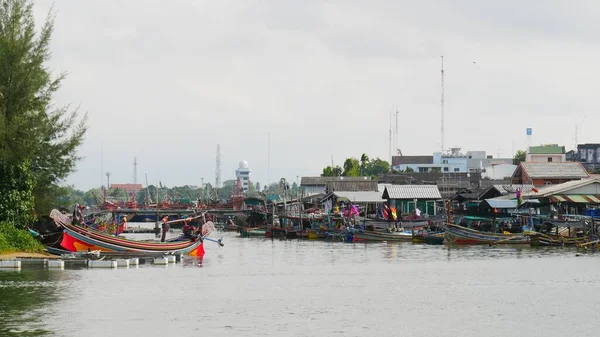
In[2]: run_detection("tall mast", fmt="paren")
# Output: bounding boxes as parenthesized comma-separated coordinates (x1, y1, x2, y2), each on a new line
(395, 105, 399, 154)
(441, 56, 445, 153)
(389, 111, 392, 165)
(133, 157, 137, 184)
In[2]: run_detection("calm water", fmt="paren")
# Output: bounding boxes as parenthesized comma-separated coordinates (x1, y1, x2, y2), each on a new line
(1, 232, 600, 337)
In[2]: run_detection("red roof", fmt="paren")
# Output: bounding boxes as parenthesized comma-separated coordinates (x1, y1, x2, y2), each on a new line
(111, 183, 143, 191)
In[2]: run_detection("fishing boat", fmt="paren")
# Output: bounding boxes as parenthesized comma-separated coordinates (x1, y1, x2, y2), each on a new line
(49, 209, 206, 256)
(528, 233, 589, 247)
(352, 229, 414, 242)
(443, 223, 530, 245)
(412, 231, 445, 245)
(239, 227, 267, 238)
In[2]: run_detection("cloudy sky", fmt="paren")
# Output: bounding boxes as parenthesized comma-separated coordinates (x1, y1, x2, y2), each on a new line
(34, 0, 598, 190)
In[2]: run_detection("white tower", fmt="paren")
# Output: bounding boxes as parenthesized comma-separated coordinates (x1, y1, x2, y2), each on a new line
(235, 160, 251, 193)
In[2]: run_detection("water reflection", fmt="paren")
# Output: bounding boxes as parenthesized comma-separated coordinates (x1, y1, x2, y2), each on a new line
(0, 269, 59, 336)
(0, 232, 598, 337)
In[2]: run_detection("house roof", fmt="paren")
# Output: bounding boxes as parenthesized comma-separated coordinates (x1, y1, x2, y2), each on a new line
(484, 198, 540, 209)
(110, 184, 143, 191)
(300, 176, 371, 186)
(392, 155, 433, 166)
(522, 178, 600, 198)
(325, 191, 386, 203)
(516, 162, 589, 179)
(483, 184, 535, 196)
(528, 145, 565, 154)
(382, 185, 442, 200)
(326, 181, 378, 192)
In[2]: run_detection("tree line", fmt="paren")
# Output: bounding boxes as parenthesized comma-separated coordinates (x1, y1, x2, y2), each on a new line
(1, 1, 87, 228)
(321, 153, 390, 177)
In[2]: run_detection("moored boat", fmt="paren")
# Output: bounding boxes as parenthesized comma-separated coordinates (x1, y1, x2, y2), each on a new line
(49, 209, 207, 256)
(443, 223, 530, 245)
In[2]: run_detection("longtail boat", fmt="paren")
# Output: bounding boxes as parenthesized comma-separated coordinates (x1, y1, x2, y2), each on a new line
(529, 233, 589, 247)
(412, 232, 445, 245)
(352, 230, 413, 242)
(49, 209, 205, 256)
(443, 223, 530, 245)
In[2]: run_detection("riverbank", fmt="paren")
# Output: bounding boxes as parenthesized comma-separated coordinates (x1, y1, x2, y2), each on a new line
(0, 252, 59, 259)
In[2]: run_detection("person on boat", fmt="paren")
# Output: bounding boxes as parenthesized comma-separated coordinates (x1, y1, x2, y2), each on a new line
(160, 216, 170, 242)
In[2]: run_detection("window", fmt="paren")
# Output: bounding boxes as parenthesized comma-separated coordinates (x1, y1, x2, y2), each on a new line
(545, 181, 553, 185)
(442, 160, 448, 164)
(419, 167, 428, 173)
(443, 167, 449, 172)
(547, 157, 552, 162)
(454, 168, 460, 172)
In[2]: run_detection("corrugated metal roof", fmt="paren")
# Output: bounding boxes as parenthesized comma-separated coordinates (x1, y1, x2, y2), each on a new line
(491, 184, 535, 194)
(548, 194, 600, 204)
(332, 191, 385, 203)
(382, 185, 442, 200)
(326, 181, 378, 192)
(522, 178, 600, 197)
(520, 162, 589, 179)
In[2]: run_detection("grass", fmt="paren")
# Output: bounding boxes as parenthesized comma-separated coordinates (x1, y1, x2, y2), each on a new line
(0, 221, 44, 254)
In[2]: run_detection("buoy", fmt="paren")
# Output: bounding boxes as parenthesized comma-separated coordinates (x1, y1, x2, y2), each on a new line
(88, 260, 117, 269)
(166, 255, 176, 264)
(47, 260, 65, 269)
(0, 260, 21, 269)
(153, 257, 168, 265)
(116, 259, 129, 268)
(129, 258, 139, 266)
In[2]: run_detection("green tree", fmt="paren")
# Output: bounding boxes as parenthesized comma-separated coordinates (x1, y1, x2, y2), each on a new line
(0, 159, 35, 227)
(513, 150, 526, 165)
(0, 1, 87, 218)
(321, 165, 342, 177)
(360, 153, 369, 175)
(405, 167, 415, 173)
(365, 158, 390, 176)
(343, 158, 360, 176)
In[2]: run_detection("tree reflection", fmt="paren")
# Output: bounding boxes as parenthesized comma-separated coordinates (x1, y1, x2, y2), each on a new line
(0, 269, 57, 336)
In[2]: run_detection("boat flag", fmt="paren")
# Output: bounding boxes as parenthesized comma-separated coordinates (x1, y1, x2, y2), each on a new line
(516, 188, 523, 208)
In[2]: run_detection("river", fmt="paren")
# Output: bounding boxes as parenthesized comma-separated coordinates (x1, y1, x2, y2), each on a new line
(1, 231, 599, 337)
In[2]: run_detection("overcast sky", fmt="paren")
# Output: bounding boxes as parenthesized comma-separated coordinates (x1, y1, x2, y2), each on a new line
(33, 0, 599, 191)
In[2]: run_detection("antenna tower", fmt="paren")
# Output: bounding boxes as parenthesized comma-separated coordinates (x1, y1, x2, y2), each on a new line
(215, 144, 222, 189)
(133, 157, 137, 184)
(395, 106, 399, 154)
(440, 56, 445, 153)
(389, 111, 392, 165)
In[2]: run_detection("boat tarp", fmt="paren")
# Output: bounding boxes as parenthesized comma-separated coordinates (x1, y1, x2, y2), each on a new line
(485, 199, 540, 209)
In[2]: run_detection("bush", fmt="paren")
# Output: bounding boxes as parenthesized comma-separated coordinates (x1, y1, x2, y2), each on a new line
(0, 221, 44, 254)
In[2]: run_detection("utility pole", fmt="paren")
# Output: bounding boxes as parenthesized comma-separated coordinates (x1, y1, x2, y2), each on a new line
(441, 55, 445, 153)
(106, 172, 111, 191)
(133, 157, 137, 184)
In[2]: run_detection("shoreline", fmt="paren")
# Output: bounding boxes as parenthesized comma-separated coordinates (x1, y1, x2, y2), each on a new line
(0, 252, 60, 260)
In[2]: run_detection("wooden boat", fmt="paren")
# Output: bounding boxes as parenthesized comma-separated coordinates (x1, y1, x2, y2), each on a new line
(443, 223, 530, 245)
(529, 233, 589, 247)
(49, 209, 205, 256)
(412, 232, 445, 245)
(352, 230, 414, 242)
(239, 227, 266, 238)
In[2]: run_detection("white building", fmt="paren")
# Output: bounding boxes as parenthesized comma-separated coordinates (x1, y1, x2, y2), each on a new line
(482, 163, 517, 180)
(235, 160, 251, 192)
(392, 148, 512, 173)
